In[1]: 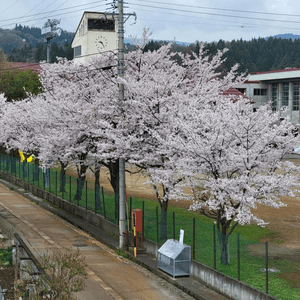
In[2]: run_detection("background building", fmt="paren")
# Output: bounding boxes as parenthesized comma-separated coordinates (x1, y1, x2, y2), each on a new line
(71, 12, 119, 63)
(235, 68, 300, 123)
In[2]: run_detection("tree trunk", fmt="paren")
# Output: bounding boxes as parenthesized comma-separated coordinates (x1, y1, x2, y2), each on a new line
(217, 217, 231, 265)
(44, 168, 50, 188)
(160, 200, 168, 241)
(94, 165, 101, 212)
(10, 150, 17, 174)
(33, 158, 39, 181)
(217, 230, 230, 265)
(107, 160, 119, 220)
(5, 155, 10, 171)
(74, 164, 88, 201)
(22, 160, 27, 177)
(59, 160, 67, 192)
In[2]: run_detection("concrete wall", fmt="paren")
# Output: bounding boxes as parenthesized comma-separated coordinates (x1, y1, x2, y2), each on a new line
(0, 170, 278, 300)
(191, 261, 278, 300)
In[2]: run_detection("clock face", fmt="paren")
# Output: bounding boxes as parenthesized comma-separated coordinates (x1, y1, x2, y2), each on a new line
(95, 35, 108, 51)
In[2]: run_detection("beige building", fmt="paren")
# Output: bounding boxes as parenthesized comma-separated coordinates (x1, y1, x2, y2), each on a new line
(71, 11, 119, 63)
(235, 68, 300, 123)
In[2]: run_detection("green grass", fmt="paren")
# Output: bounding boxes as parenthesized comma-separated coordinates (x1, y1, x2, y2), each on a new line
(0, 246, 12, 266)
(1, 153, 299, 299)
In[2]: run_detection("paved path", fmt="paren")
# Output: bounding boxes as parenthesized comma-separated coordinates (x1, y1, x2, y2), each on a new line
(0, 182, 197, 300)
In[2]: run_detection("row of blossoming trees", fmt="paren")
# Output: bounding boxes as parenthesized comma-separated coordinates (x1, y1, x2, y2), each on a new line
(0, 40, 300, 264)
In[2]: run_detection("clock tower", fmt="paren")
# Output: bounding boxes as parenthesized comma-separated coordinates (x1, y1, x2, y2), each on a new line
(71, 12, 118, 63)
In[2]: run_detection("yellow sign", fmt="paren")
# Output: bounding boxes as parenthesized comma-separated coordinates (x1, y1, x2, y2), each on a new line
(18, 150, 33, 162)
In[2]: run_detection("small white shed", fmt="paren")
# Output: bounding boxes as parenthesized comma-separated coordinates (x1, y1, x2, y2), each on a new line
(157, 239, 191, 278)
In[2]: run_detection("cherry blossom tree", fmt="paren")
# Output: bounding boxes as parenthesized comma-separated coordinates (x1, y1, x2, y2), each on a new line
(121, 43, 188, 239)
(35, 55, 120, 202)
(122, 43, 244, 240)
(168, 96, 300, 264)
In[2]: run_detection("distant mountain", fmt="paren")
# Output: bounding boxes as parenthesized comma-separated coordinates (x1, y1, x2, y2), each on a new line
(265, 33, 300, 41)
(124, 38, 190, 46)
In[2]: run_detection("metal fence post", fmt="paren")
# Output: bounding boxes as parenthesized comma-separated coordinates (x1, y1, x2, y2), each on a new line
(156, 206, 159, 244)
(238, 233, 241, 281)
(213, 224, 217, 270)
(95, 184, 96, 213)
(49, 169, 51, 194)
(193, 218, 196, 260)
(266, 241, 269, 294)
(85, 181, 88, 210)
(142, 201, 145, 236)
(55, 171, 57, 196)
(102, 187, 106, 218)
(173, 211, 175, 240)
(70, 176, 72, 203)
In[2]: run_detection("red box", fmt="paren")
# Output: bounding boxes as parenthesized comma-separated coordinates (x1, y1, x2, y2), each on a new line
(132, 209, 143, 232)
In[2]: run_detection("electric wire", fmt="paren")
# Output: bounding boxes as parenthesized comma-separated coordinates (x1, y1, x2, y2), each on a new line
(124, 4, 300, 35)
(0, 0, 106, 23)
(19, 0, 50, 21)
(0, 0, 22, 16)
(136, 0, 300, 18)
(127, 2, 300, 25)
(132, 8, 300, 33)
(29, 0, 68, 28)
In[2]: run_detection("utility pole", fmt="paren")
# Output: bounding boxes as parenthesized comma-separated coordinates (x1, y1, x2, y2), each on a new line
(118, 0, 126, 250)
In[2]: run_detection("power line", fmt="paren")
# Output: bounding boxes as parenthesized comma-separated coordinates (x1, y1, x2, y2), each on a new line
(0, 0, 107, 27)
(29, 0, 68, 28)
(19, 0, 49, 21)
(133, 8, 300, 33)
(0, 0, 22, 16)
(127, 1, 300, 25)
(136, 0, 300, 18)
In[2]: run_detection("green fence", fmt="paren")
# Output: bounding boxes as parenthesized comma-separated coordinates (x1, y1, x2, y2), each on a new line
(0, 152, 299, 300)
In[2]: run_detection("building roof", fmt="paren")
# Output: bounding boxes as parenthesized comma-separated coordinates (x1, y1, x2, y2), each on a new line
(10, 62, 41, 74)
(223, 88, 255, 103)
(250, 68, 300, 75)
(249, 68, 300, 82)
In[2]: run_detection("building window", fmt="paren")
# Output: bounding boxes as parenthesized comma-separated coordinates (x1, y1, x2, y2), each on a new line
(237, 88, 246, 94)
(271, 83, 277, 111)
(88, 18, 115, 31)
(282, 82, 289, 107)
(253, 88, 267, 96)
(74, 45, 81, 57)
(293, 82, 299, 111)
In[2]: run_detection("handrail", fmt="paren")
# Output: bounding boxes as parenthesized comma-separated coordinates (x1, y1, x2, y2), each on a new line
(14, 233, 51, 282)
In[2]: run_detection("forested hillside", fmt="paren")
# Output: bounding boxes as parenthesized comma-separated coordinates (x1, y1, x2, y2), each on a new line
(0, 24, 74, 62)
(146, 37, 300, 74)
(204, 37, 300, 73)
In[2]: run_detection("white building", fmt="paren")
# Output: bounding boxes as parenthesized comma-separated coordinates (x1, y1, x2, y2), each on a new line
(71, 11, 119, 63)
(235, 68, 300, 123)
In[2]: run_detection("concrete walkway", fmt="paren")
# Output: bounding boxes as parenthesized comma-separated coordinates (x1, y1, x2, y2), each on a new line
(0, 180, 228, 300)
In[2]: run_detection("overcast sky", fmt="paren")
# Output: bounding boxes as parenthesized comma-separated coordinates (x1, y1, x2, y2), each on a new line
(1, 0, 300, 44)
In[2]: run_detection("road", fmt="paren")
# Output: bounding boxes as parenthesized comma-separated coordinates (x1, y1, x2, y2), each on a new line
(0, 182, 196, 300)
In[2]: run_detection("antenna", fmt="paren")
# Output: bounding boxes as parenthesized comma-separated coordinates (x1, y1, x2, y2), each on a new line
(42, 19, 61, 63)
